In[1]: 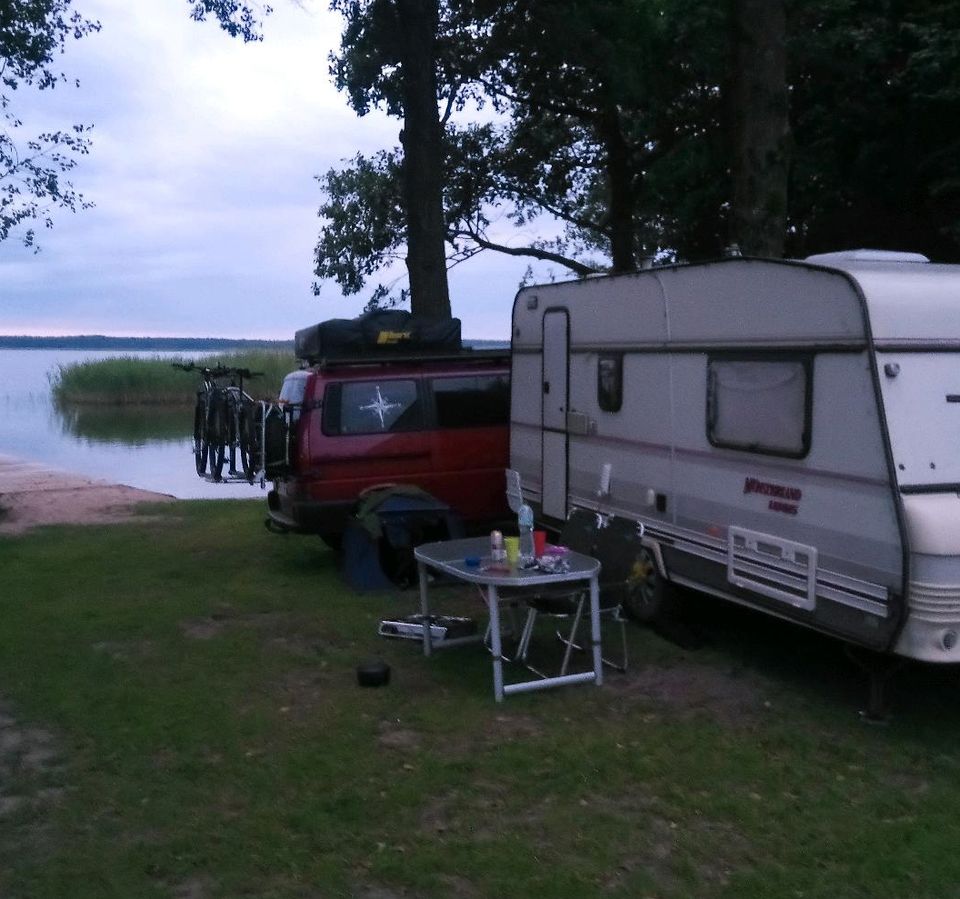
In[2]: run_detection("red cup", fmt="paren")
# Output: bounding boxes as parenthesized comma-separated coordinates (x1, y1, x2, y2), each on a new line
(533, 530, 547, 558)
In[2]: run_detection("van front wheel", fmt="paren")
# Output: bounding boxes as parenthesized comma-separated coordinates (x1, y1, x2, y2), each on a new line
(622, 546, 669, 623)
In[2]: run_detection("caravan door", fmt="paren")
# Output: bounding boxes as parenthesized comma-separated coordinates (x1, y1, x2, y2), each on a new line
(541, 309, 569, 520)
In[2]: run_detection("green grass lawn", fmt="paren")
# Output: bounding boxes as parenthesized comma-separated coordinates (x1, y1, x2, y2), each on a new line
(2, 501, 960, 898)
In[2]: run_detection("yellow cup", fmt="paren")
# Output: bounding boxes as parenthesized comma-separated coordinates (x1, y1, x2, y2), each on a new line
(504, 536, 520, 566)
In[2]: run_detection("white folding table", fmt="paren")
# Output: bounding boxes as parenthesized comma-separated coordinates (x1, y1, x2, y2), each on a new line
(414, 537, 603, 702)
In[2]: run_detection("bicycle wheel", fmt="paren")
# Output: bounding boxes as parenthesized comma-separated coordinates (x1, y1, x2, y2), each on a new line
(238, 398, 258, 482)
(207, 392, 226, 482)
(193, 394, 208, 476)
(225, 392, 240, 477)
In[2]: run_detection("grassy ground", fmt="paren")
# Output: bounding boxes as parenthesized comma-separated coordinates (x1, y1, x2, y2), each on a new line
(50, 351, 298, 405)
(2, 501, 960, 898)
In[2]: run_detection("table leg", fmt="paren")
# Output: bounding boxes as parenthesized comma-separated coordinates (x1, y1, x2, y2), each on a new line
(487, 584, 505, 702)
(589, 574, 603, 687)
(418, 560, 432, 657)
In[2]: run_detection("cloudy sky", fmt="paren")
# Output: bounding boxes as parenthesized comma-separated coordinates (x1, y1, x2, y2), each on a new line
(1, 0, 550, 340)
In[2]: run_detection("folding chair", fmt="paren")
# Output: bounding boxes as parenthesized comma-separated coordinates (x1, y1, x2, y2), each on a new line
(514, 508, 629, 679)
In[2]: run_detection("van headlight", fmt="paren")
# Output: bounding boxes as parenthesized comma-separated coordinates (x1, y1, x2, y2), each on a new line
(941, 630, 958, 651)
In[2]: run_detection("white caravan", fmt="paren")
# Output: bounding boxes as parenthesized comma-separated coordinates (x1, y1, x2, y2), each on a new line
(509, 250, 960, 663)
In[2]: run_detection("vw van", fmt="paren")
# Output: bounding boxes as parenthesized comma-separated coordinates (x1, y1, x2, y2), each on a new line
(266, 349, 511, 544)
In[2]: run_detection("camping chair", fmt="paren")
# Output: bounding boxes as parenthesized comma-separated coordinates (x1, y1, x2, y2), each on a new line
(514, 508, 629, 679)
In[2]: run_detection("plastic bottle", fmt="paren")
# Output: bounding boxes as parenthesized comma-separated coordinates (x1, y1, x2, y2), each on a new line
(490, 529, 506, 564)
(518, 502, 535, 565)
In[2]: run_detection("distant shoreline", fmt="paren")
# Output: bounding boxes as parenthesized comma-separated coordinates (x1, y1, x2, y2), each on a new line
(0, 335, 293, 351)
(0, 335, 508, 351)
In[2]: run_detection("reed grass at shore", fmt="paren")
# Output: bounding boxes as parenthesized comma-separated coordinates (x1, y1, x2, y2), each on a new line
(50, 351, 298, 405)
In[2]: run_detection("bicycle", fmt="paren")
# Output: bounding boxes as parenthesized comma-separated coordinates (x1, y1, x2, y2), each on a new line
(173, 363, 263, 483)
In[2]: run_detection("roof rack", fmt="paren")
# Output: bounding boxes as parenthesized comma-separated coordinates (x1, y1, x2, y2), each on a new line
(305, 347, 510, 370)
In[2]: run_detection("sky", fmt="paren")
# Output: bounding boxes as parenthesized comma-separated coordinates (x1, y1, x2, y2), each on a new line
(0, 0, 552, 340)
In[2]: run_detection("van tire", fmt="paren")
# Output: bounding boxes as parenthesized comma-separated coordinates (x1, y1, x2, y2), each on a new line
(622, 546, 669, 623)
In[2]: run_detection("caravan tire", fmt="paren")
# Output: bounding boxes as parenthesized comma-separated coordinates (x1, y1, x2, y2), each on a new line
(622, 546, 669, 623)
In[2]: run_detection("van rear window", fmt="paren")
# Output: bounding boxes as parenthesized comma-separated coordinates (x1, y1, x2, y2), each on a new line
(322, 380, 422, 435)
(431, 374, 509, 428)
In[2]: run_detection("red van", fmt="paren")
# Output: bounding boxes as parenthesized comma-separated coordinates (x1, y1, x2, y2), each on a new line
(265, 349, 511, 544)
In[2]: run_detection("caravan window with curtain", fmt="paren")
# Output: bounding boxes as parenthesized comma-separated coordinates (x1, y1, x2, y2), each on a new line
(707, 357, 811, 457)
(598, 353, 624, 412)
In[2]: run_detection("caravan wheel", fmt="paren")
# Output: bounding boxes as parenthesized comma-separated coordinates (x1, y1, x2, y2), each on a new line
(623, 546, 668, 623)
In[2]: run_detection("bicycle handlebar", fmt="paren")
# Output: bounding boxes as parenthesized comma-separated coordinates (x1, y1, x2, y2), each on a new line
(171, 362, 263, 379)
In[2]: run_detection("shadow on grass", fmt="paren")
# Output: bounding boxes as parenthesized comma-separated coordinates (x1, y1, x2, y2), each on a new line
(658, 587, 960, 736)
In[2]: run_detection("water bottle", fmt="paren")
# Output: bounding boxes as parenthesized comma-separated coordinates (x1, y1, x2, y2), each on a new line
(518, 503, 535, 565)
(490, 529, 506, 564)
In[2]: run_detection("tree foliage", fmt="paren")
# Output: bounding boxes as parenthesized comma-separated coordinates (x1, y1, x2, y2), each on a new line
(787, 0, 960, 260)
(317, 0, 960, 308)
(0, 0, 100, 249)
(186, 0, 271, 42)
(316, 0, 734, 301)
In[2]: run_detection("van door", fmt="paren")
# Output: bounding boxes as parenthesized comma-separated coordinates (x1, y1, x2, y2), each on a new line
(542, 309, 570, 520)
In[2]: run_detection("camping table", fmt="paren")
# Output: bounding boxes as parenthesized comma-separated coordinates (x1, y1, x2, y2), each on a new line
(414, 537, 603, 702)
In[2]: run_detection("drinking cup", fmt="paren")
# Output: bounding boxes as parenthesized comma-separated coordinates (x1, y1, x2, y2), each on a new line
(533, 530, 547, 558)
(504, 536, 520, 566)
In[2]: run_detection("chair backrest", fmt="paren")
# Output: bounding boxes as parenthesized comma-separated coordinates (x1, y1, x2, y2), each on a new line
(558, 508, 598, 556)
(558, 509, 641, 612)
(592, 522, 641, 612)
(505, 468, 524, 514)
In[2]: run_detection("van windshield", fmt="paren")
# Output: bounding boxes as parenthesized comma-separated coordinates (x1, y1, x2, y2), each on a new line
(878, 351, 960, 490)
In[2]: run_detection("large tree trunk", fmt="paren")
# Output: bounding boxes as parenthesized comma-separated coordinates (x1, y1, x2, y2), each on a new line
(729, 0, 789, 257)
(395, 0, 451, 318)
(599, 100, 637, 272)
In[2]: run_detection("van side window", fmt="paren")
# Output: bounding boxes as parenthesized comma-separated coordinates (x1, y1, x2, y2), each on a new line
(707, 357, 811, 457)
(279, 374, 309, 405)
(279, 373, 309, 423)
(598, 354, 623, 412)
(322, 380, 422, 435)
(431, 374, 510, 427)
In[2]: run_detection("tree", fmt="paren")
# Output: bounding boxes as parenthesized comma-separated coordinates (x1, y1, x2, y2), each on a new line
(317, 0, 734, 298)
(328, 0, 451, 317)
(225, 0, 960, 314)
(0, 0, 100, 249)
(786, 0, 960, 261)
(186, 0, 271, 42)
(728, 0, 789, 256)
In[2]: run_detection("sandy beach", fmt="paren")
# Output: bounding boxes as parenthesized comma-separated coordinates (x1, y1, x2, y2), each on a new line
(0, 454, 175, 535)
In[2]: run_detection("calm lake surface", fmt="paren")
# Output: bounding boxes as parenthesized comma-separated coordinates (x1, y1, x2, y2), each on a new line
(0, 349, 269, 500)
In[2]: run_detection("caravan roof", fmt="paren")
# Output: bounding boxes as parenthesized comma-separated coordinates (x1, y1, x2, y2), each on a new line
(803, 251, 960, 344)
(513, 251, 960, 349)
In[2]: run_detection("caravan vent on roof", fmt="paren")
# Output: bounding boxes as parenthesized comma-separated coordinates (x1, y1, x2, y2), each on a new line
(804, 249, 930, 264)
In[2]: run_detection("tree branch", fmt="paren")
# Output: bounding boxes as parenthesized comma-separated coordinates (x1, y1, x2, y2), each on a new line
(451, 225, 599, 276)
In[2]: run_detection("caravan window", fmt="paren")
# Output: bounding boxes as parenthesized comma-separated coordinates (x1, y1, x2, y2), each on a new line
(322, 379, 422, 435)
(598, 354, 623, 412)
(707, 357, 811, 457)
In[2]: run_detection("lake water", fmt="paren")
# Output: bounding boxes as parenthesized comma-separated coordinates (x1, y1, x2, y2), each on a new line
(0, 349, 269, 500)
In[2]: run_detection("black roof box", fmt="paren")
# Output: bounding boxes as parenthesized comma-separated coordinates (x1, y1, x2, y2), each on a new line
(295, 310, 462, 364)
